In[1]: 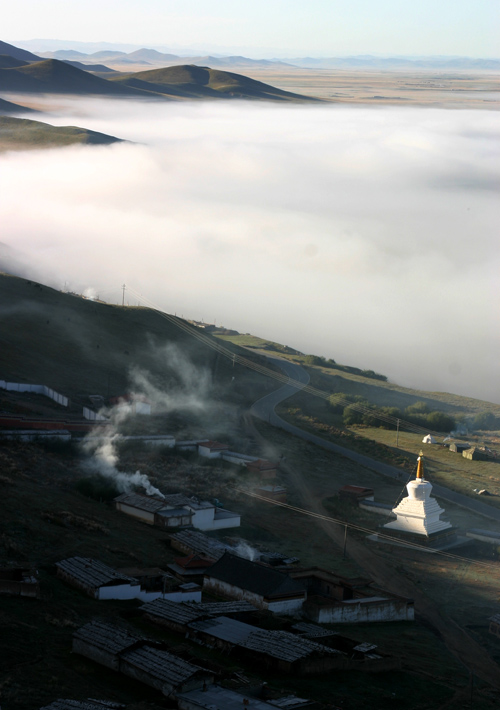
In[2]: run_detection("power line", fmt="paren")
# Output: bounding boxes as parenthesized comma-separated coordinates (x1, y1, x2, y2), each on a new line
(123, 286, 477, 445)
(233, 486, 499, 572)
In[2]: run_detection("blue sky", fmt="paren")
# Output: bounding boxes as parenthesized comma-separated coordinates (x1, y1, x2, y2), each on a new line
(6, 0, 499, 57)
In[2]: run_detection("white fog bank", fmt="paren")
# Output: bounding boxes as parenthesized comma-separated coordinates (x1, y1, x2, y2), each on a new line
(1, 99, 499, 402)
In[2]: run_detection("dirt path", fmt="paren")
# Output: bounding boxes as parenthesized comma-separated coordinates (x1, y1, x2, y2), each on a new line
(243, 413, 500, 692)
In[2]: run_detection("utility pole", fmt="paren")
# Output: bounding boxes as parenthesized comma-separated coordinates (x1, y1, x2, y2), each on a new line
(122, 284, 126, 307)
(396, 419, 400, 448)
(343, 524, 348, 559)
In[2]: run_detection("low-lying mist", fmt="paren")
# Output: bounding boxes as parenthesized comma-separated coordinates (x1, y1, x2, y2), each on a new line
(2, 97, 499, 402)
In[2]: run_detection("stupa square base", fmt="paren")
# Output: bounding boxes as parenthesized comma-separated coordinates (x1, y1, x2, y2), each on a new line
(368, 526, 471, 552)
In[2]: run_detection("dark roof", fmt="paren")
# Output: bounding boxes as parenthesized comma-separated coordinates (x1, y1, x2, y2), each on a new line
(206, 553, 305, 599)
(170, 530, 233, 559)
(56, 557, 136, 589)
(188, 616, 255, 644)
(199, 441, 229, 451)
(142, 598, 257, 626)
(73, 621, 142, 656)
(240, 629, 340, 662)
(120, 644, 206, 687)
(114, 492, 167, 513)
(175, 553, 216, 569)
(40, 701, 125, 710)
(142, 598, 204, 625)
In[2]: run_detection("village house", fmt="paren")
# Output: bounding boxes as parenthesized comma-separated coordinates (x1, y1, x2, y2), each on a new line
(290, 568, 414, 624)
(245, 459, 279, 480)
(108, 394, 151, 415)
(169, 529, 235, 559)
(203, 553, 307, 614)
(167, 553, 216, 584)
(0, 567, 40, 598)
(256, 485, 288, 503)
(197, 440, 230, 458)
(56, 557, 201, 602)
(115, 492, 240, 531)
(177, 686, 285, 710)
(72, 621, 213, 698)
(141, 598, 257, 635)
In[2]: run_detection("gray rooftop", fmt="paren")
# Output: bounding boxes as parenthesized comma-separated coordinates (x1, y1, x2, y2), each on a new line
(240, 630, 340, 663)
(176, 685, 279, 709)
(142, 599, 256, 626)
(142, 598, 204, 625)
(114, 492, 168, 513)
(120, 644, 206, 686)
(292, 622, 338, 638)
(73, 621, 141, 656)
(40, 702, 125, 710)
(170, 530, 234, 559)
(56, 558, 136, 589)
(188, 616, 255, 645)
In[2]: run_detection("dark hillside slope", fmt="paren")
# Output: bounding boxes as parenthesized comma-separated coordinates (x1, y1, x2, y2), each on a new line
(0, 116, 122, 150)
(0, 55, 28, 69)
(0, 97, 35, 114)
(0, 59, 152, 96)
(115, 64, 317, 101)
(0, 273, 273, 405)
(0, 39, 41, 62)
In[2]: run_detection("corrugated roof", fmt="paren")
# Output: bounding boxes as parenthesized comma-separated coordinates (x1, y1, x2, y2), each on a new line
(240, 630, 340, 663)
(114, 492, 167, 513)
(40, 701, 125, 710)
(142, 599, 256, 626)
(56, 558, 136, 589)
(141, 598, 204, 625)
(120, 644, 205, 686)
(73, 621, 141, 656)
(176, 686, 278, 710)
(292, 622, 338, 638)
(206, 553, 305, 599)
(170, 530, 233, 559)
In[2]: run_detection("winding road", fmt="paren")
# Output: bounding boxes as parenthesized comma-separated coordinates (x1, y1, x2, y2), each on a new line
(250, 355, 500, 523)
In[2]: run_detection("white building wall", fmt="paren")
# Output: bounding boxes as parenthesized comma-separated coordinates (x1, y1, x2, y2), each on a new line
(209, 513, 241, 530)
(116, 503, 155, 525)
(191, 507, 217, 530)
(314, 600, 414, 624)
(198, 445, 222, 459)
(203, 578, 304, 614)
(0, 380, 68, 407)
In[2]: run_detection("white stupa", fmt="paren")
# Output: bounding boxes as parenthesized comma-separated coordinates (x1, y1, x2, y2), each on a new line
(384, 454, 452, 537)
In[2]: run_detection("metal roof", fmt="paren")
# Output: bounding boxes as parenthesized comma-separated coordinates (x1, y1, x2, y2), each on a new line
(170, 530, 234, 559)
(40, 701, 125, 710)
(120, 644, 206, 686)
(187, 601, 256, 616)
(56, 558, 136, 589)
(240, 630, 340, 663)
(141, 598, 204, 625)
(73, 621, 142, 656)
(188, 616, 255, 645)
(114, 492, 168, 513)
(292, 622, 338, 638)
(142, 599, 256, 626)
(176, 685, 279, 709)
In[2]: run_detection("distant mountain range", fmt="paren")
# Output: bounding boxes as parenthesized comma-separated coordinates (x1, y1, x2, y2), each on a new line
(0, 40, 313, 102)
(10, 39, 500, 71)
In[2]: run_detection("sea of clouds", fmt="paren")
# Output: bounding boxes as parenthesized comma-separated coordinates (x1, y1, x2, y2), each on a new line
(1, 98, 499, 402)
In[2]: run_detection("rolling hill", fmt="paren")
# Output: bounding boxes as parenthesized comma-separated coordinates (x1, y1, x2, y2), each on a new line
(0, 58, 150, 96)
(0, 115, 122, 150)
(0, 39, 41, 62)
(0, 96, 35, 114)
(113, 64, 316, 101)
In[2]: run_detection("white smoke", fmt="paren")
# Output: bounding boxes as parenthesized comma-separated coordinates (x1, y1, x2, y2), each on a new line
(234, 541, 260, 562)
(82, 401, 164, 497)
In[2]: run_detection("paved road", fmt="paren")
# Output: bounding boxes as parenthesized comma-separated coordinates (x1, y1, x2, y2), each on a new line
(250, 355, 500, 523)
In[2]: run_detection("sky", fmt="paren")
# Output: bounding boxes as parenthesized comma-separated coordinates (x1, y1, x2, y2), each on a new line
(5, 0, 500, 58)
(1, 99, 499, 403)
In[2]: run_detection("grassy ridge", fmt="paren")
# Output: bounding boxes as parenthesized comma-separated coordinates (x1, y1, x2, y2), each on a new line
(0, 115, 121, 150)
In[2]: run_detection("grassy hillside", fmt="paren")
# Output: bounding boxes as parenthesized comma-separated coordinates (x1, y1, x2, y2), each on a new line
(0, 116, 122, 150)
(0, 59, 150, 96)
(0, 39, 41, 62)
(0, 273, 275, 411)
(113, 64, 317, 101)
